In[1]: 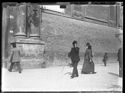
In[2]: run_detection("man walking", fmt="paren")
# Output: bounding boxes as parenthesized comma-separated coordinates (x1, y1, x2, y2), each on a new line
(116, 28, 123, 78)
(8, 41, 22, 73)
(68, 41, 80, 78)
(117, 47, 123, 77)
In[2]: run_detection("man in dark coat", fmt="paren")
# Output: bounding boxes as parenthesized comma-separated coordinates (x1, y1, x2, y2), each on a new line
(68, 41, 80, 78)
(116, 28, 123, 78)
(8, 42, 22, 73)
(117, 47, 123, 77)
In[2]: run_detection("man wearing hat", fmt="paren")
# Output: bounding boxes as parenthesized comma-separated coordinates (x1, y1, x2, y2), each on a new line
(116, 28, 123, 77)
(115, 27, 123, 90)
(68, 40, 80, 78)
(8, 38, 22, 73)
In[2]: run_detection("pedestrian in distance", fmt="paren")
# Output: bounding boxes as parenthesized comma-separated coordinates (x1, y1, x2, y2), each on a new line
(102, 52, 108, 66)
(68, 40, 80, 78)
(8, 42, 22, 73)
(116, 27, 123, 77)
(117, 47, 123, 77)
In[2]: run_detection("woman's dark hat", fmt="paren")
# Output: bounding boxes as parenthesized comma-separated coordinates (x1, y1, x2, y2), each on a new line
(86, 42, 90, 46)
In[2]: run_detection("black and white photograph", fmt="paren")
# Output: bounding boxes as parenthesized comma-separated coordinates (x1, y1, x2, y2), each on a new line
(2, 2, 123, 92)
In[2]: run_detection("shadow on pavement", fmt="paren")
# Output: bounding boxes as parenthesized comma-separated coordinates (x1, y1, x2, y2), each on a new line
(100, 64, 110, 66)
(64, 72, 72, 75)
(108, 72, 119, 77)
(108, 84, 121, 89)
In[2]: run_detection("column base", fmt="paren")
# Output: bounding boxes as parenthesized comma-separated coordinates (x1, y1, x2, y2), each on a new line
(14, 32, 26, 37)
(30, 34, 40, 38)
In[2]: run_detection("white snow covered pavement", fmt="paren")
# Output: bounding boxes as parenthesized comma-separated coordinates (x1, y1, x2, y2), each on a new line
(2, 62, 122, 91)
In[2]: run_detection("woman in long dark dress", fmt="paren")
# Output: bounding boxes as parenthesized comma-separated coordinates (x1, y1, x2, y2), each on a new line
(81, 42, 94, 74)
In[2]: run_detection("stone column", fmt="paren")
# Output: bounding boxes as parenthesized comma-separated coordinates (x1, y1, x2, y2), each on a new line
(81, 5, 86, 19)
(108, 5, 117, 27)
(2, 7, 8, 58)
(71, 4, 74, 17)
(116, 3, 123, 29)
(2, 3, 18, 67)
(117, 28, 123, 45)
(5, 6, 17, 57)
(120, 6, 123, 29)
(116, 4, 120, 28)
(15, 3, 26, 38)
(2, 6, 10, 68)
(27, 3, 40, 38)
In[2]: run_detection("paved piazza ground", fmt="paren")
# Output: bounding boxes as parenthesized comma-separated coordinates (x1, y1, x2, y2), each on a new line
(2, 61, 122, 91)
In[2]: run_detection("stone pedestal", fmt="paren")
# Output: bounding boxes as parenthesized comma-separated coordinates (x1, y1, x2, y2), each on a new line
(16, 38, 45, 69)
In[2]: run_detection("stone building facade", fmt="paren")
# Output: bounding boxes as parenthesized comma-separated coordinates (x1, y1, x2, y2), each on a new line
(64, 3, 123, 28)
(2, 2, 123, 69)
(2, 3, 45, 69)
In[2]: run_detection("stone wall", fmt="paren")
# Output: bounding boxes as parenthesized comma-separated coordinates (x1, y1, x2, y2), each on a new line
(39, 11, 120, 66)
